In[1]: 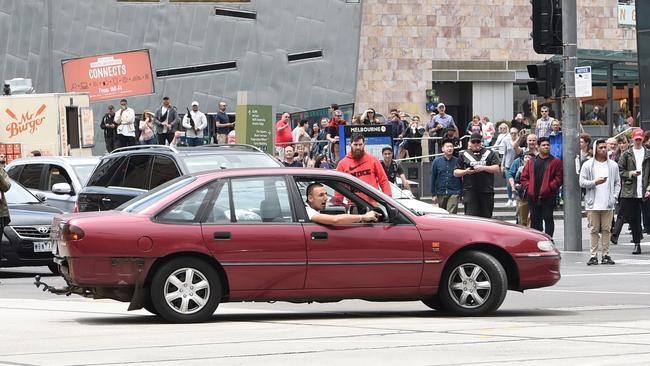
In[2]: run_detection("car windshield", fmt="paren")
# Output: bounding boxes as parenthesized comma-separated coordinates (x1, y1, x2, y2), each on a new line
(72, 164, 98, 186)
(183, 153, 281, 173)
(390, 196, 425, 216)
(118, 176, 196, 213)
(5, 179, 40, 204)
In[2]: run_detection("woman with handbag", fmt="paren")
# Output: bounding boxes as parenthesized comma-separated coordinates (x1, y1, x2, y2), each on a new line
(139, 110, 156, 145)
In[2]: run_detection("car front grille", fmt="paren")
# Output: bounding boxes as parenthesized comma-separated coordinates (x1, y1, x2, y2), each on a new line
(11, 226, 52, 240)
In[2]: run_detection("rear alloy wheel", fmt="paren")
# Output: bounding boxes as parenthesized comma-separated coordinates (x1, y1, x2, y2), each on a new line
(439, 251, 507, 316)
(150, 257, 221, 323)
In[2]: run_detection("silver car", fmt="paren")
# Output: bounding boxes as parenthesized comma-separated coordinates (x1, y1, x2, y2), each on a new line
(5, 156, 99, 213)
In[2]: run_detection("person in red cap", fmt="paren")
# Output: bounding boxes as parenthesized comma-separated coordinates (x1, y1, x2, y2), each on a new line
(614, 128, 650, 254)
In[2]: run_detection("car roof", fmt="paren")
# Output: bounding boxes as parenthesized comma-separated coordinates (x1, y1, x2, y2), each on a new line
(103, 144, 268, 159)
(192, 167, 352, 180)
(7, 156, 100, 166)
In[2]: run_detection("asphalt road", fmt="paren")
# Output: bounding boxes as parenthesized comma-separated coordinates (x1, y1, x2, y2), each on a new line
(1, 222, 649, 366)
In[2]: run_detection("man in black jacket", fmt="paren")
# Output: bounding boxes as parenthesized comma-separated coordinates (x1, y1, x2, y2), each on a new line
(454, 132, 501, 218)
(100, 105, 117, 152)
(154, 97, 179, 145)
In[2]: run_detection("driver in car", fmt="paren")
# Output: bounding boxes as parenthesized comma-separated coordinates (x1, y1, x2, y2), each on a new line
(306, 183, 380, 225)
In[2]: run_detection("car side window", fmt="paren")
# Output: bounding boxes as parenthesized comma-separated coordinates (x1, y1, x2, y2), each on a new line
(47, 165, 72, 191)
(298, 178, 391, 223)
(229, 176, 293, 223)
(18, 164, 44, 189)
(149, 156, 181, 189)
(87, 157, 126, 187)
(204, 181, 232, 224)
(6, 165, 22, 180)
(123, 155, 151, 189)
(157, 185, 211, 223)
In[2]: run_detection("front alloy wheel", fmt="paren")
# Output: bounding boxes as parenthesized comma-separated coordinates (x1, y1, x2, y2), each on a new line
(439, 251, 507, 316)
(447, 263, 492, 308)
(150, 257, 221, 323)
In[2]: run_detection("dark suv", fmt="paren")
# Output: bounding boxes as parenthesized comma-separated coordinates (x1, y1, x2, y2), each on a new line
(76, 145, 281, 212)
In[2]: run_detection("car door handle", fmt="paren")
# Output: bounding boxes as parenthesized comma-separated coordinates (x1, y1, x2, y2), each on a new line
(213, 232, 231, 240)
(311, 232, 328, 240)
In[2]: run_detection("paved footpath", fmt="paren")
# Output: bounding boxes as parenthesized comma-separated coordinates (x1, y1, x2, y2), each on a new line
(1, 219, 649, 365)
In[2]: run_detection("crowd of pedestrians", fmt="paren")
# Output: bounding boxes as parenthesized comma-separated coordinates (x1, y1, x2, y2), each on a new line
(99, 97, 647, 261)
(420, 103, 647, 263)
(100, 97, 232, 152)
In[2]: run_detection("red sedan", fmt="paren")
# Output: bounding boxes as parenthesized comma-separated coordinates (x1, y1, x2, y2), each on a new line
(44, 168, 560, 323)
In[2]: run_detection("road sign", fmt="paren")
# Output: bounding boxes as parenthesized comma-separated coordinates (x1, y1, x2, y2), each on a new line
(575, 66, 592, 98)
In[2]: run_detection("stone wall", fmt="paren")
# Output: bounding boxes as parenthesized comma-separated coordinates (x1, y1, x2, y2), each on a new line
(355, 0, 637, 116)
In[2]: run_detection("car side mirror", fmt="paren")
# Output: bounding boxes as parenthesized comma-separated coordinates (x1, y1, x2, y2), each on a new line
(34, 192, 47, 202)
(52, 182, 72, 195)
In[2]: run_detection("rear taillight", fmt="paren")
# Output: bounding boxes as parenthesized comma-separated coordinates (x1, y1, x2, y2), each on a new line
(62, 223, 84, 241)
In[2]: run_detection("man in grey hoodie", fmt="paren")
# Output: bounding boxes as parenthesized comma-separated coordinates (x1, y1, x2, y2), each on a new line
(580, 139, 621, 265)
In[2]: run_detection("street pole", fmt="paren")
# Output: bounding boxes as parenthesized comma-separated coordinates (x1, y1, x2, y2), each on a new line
(562, 0, 581, 251)
(47, 0, 54, 93)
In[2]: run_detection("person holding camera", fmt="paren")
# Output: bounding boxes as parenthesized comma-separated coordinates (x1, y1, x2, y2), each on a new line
(580, 139, 621, 265)
(453, 132, 501, 218)
(404, 115, 424, 161)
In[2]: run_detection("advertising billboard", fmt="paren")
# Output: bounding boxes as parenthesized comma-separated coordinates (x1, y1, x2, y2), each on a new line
(1, 94, 61, 156)
(61, 49, 154, 102)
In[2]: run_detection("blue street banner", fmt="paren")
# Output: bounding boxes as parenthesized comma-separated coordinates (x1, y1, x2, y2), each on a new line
(339, 124, 393, 161)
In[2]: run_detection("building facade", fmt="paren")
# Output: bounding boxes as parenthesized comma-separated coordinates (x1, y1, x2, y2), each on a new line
(355, 0, 637, 128)
(0, 0, 639, 153)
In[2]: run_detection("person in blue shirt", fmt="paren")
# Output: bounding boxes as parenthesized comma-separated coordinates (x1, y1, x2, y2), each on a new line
(549, 120, 563, 160)
(431, 138, 462, 213)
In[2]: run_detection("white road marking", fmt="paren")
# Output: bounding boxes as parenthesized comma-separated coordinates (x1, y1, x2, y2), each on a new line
(532, 289, 650, 295)
(562, 271, 650, 277)
(542, 304, 650, 312)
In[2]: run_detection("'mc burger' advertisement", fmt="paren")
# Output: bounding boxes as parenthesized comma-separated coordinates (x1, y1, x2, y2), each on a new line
(62, 49, 154, 102)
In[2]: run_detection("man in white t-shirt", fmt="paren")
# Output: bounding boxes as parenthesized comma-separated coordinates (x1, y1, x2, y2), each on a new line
(580, 139, 621, 265)
(114, 98, 136, 148)
(305, 183, 380, 225)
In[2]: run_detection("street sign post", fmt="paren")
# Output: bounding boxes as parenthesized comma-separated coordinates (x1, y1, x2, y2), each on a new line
(574, 66, 592, 98)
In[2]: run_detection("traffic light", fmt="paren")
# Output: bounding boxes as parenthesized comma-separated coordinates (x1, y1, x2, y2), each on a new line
(527, 60, 561, 99)
(531, 0, 562, 54)
(425, 89, 439, 113)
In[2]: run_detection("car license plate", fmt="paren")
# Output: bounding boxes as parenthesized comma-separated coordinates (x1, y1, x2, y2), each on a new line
(33, 241, 53, 253)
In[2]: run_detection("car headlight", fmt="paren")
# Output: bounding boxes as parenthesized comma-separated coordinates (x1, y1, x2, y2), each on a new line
(537, 240, 555, 252)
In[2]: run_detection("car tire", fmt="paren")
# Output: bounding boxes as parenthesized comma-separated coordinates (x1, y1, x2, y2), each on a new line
(48, 263, 60, 275)
(438, 251, 507, 316)
(421, 295, 442, 311)
(150, 257, 221, 323)
(143, 301, 159, 316)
